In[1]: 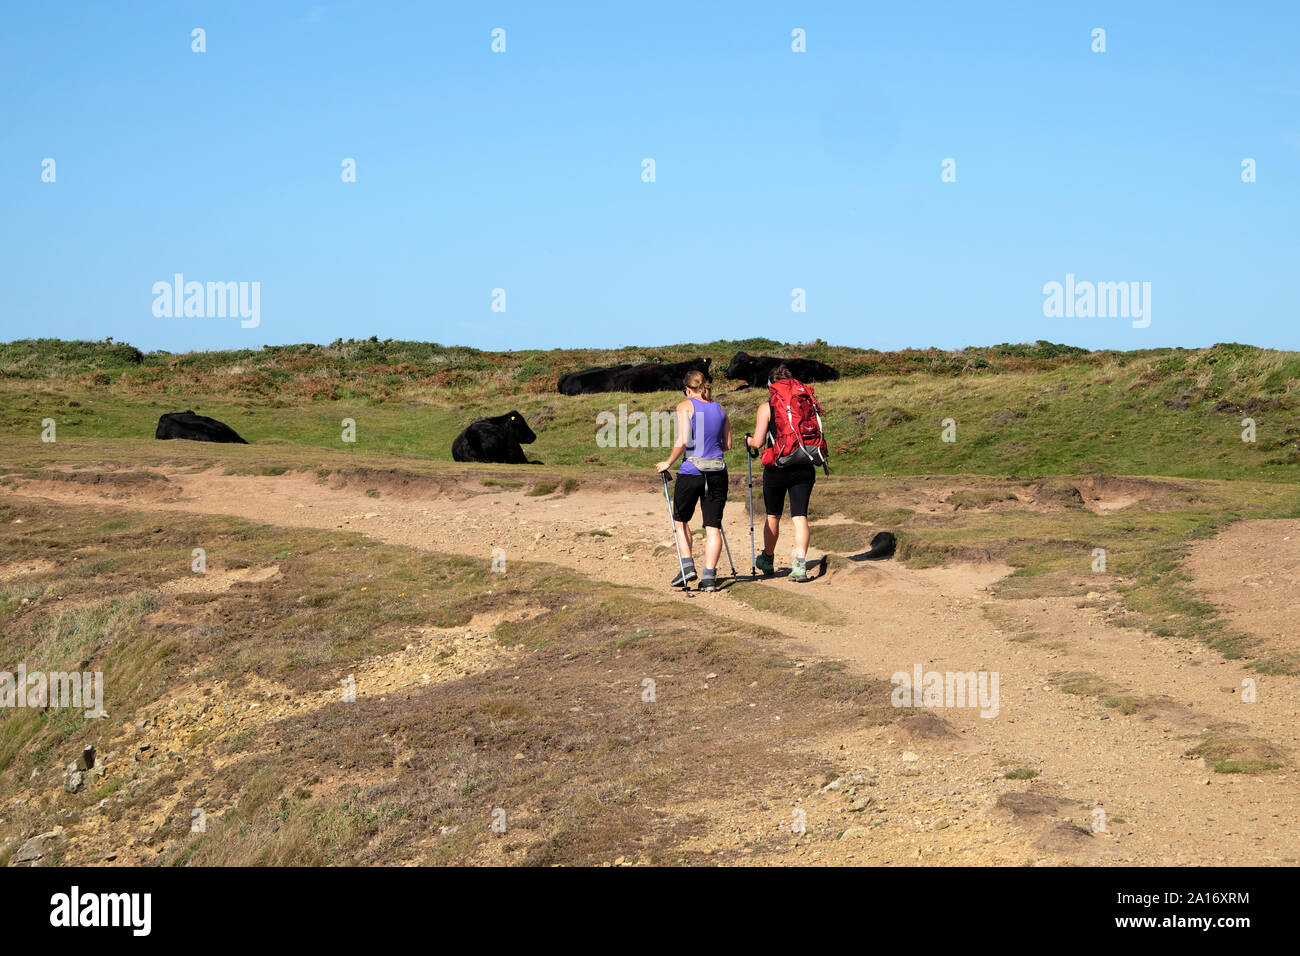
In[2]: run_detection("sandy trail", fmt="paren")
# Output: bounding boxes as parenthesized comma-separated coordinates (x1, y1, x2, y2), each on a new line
(8, 467, 1300, 865)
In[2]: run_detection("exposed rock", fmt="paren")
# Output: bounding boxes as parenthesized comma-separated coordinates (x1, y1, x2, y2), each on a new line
(819, 772, 873, 794)
(11, 828, 63, 865)
(64, 764, 84, 793)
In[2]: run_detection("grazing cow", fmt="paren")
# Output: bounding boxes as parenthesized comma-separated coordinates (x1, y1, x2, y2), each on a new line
(610, 357, 712, 393)
(557, 364, 634, 395)
(848, 531, 897, 562)
(451, 410, 539, 464)
(724, 351, 840, 387)
(155, 410, 248, 444)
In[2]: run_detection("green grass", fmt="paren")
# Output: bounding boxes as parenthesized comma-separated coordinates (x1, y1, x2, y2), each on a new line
(1185, 725, 1286, 774)
(1054, 672, 1153, 715)
(808, 522, 876, 554)
(1008, 631, 1045, 643)
(1208, 759, 1283, 774)
(3, 339, 1300, 480)
(948, 489, 1018, 510)
(1102, 695, 1144, 716)
(727, 581, 845, 625)
(1057, 672, 1117, 697)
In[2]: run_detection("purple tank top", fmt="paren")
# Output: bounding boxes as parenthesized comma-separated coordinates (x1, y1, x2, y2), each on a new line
(679, 398, 725, 476)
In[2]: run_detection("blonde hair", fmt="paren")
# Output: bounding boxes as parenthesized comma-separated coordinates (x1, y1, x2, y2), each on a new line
(683, 369, 712, 401)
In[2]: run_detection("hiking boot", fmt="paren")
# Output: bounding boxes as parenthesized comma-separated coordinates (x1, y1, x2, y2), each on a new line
(755, 552, 775, 576)
(788, 557, 809, 583)
(670, 565, 697, 587)
(699, 573, 718, 592)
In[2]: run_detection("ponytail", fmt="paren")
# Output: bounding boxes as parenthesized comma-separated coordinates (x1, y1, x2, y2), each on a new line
(683, 370, 712, 402)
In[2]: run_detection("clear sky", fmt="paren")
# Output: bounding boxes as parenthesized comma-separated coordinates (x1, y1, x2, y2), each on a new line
(3, 1, 1297, 353)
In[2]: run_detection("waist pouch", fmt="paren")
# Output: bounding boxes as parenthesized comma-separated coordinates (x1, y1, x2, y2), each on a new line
(686, 456, 726, 472)
(774, 448, 824, 468)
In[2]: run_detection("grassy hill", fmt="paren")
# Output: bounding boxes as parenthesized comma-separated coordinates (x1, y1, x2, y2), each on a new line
(2, 338, 1298, 482)
(5, 340, 1300, 865)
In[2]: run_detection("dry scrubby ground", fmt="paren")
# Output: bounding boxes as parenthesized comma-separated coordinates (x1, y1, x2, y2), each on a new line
(1, 461, 1299, 866)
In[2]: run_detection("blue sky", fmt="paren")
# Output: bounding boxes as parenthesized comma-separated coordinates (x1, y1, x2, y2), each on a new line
(3, 1, 1298, 353)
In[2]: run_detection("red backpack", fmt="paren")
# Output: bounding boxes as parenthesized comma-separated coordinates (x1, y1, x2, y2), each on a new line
(762, 378, 829, 470)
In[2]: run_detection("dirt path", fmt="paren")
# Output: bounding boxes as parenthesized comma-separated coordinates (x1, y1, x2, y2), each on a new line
(1185, 518, 1300, 657)
(8, 467, 1300, 865)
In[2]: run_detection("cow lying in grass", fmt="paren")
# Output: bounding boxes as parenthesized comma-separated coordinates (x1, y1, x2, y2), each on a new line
(155, 410, 249, 444)
(612, 357, 711, 393)
(558, 364, 634, 395)
(556, 357, 711, 394)
(451, 411, 540, 464)
(724, 351, 839, 387)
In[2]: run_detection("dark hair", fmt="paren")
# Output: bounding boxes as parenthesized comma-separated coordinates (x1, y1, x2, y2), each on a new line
(769, 364, 793, 382)
(683, 369, 712, 401)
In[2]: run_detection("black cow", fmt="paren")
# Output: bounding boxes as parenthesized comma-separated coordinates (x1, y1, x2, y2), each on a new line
(155, 410, 248, 444)
(610, 357, 711, 393)
(557, 358, 711, 395)
(724, 351, 840, 387)
(451, 411, 539, 464)
(557, 364, 634, 395)
(848, 531, 897, 562)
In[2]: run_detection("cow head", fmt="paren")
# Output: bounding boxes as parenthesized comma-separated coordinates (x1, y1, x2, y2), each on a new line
(505, 411, 537, 444)
(724, 351, 756, 380)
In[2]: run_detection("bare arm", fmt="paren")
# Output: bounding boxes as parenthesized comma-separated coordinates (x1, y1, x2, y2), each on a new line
(656, 400, 693, 472)
(721, 409, 733, 451)
(747, 403, 770, 448)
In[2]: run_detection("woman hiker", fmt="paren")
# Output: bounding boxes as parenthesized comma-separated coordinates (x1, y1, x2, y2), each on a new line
(745, 365, 817, 583)
(655, 369, 732, 592)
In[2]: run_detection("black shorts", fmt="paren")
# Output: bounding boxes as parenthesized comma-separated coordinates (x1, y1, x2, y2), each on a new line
(673, 470, 727, 528)
(763, 463, 816, 518)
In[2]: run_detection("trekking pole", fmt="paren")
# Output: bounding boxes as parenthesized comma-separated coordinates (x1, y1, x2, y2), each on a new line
(661, 470, 693, 595)
(718, 524, 738, 579)
(745, 435, 757, 578)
